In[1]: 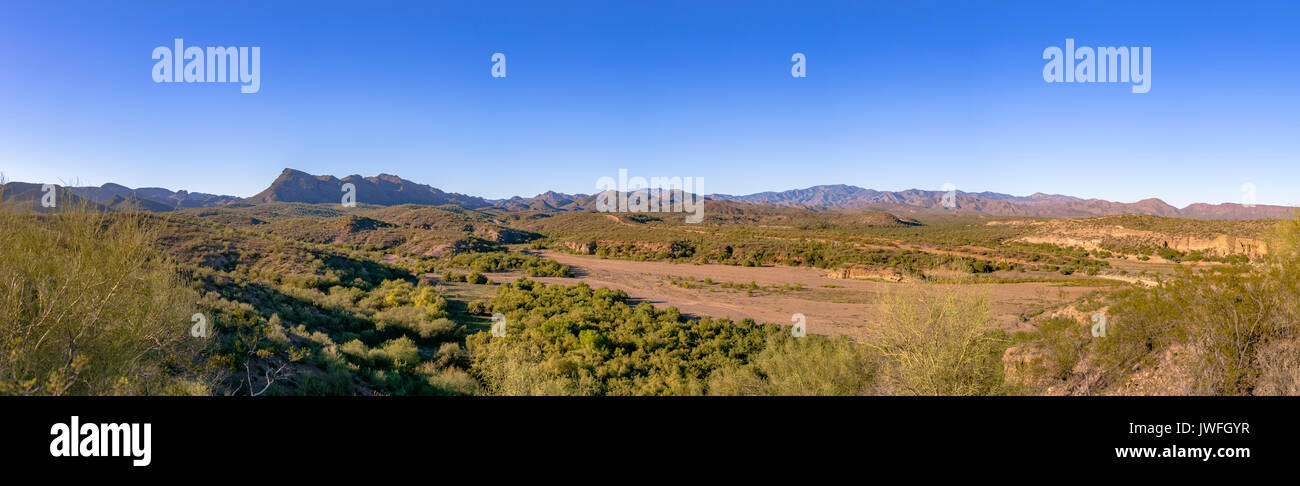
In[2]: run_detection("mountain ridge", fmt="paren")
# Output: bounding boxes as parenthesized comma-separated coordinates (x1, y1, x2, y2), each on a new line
(245, 168, 494, 208)
(2, 169, 1294, 220)
(704, 184, 1289, 220)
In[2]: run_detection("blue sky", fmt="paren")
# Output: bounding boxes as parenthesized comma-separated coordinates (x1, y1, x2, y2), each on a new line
(1, 0, 1298, 207)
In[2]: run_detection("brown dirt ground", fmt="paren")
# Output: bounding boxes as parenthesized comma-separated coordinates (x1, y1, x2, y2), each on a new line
(480, 251, 1111, 338)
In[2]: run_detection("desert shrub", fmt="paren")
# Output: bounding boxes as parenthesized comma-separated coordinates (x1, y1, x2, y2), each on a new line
(448, 252, 571, 277)
(370, 336, 420, 370)
(373, 308, 457, 340)
(1254, 339, 1300, 395)
(1156, 247, 1184, 262)
(302, 346, 354, 395)
(1089, 263, 1294, 395)
(709, 334, 876, 395)
(429, 342, 469, 369)
(466, 279, 778, 395)
(865, 287, 1010, 395)
(424, 367, 481, 395)
(1014, 316, 1087, 383)
(340, 339, 371, 362)
(467, 278, 886, 396)
(1075, 214, 1300, 395)
(467, 271, 488, 284)
(467, 299, 489, 314)
(0, 209, 210, 395)
(418, 318, 459, 340)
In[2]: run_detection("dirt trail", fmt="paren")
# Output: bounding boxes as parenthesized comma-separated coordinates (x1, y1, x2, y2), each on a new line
(484, 251, 1110, 337)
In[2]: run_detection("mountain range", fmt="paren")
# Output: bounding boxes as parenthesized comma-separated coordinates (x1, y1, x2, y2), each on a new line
(1, 168, 1293, 220)
(245, 169, 493, 208)
(708, 184, 1295, 219)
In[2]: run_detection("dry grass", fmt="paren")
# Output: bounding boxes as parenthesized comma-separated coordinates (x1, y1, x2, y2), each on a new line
(864, 286, 1010, 395)
(0, 202, 210, 395)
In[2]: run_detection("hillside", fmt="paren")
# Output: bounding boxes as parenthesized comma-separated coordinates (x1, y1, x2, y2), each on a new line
(0, 181, 239, 212)
(7, 170, 1294, 220)
(709, 185, 1294, 220)
(246, 169, 493, 208)
(69, 183, 241, 209)
(0, 182, 107, 212)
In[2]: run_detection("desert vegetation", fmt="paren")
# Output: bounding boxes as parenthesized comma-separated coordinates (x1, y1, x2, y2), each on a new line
(0, 186, 1293, 396)
(0, 206, 210, 395)
(1008, 212, 1300, 395)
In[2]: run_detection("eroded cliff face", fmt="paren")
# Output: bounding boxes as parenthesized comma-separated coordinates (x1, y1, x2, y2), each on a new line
(1007, 221, 1268, 258)
(825, 264, 906, 282)
(1161, 234, 1267, 258)
(561, 240, 597, 255)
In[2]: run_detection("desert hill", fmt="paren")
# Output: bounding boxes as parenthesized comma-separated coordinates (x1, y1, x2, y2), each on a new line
(246, 168, 493, 208)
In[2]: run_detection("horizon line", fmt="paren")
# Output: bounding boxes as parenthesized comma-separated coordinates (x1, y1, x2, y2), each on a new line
(2, 168, 1293, 210)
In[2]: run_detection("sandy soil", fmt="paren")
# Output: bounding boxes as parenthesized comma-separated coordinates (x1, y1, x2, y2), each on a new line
(482, 251, 1111, 337)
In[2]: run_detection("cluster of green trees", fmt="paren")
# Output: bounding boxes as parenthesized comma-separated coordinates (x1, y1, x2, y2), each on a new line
(466, 279, 774, 395)
(194, 260, 482, 395)
(580, 237, 1020, 276)
(448, 251, 572, 277)
(572, 234, 1113, 280)
(0, 206, 582, 396)
(464, 278, 1012, 395)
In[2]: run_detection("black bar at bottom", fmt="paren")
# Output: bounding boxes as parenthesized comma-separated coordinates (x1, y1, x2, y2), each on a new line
(3, 396, 1291, 474)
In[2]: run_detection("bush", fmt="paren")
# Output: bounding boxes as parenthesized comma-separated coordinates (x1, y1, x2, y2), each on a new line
(1016, 316, 1087, 383)
(709, 334, 876, 396)
(1040, 214, 1300, 395)
(425, 367, 481, 395)
(467, 271, 488, 284)
(370, 337, 420, 369)
(466, 279, 777, 395)
(0, 209, 210, 395)
(865, 286, 1009, 395)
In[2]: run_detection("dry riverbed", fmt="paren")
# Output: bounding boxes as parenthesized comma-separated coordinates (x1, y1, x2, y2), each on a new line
(478, 251, 1112, 337)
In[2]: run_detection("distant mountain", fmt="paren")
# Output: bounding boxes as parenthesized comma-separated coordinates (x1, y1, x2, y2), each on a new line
(495, 190, 589, 211)
(1, 180, 240, 212)
(246, 169, 493, 208)
(496, 189, 716, 214)
(5, 170, 1294, 220)
(707, 185, 1292, 220)
(66, 182, 240, 210)
(0, 182, 107, 212)
(104, 195, 177, 212)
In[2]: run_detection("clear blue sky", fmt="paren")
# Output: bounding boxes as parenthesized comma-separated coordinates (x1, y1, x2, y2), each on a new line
(2, 0, 1297, 207)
